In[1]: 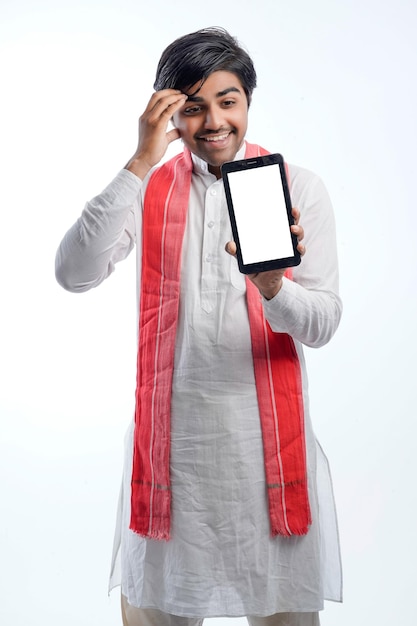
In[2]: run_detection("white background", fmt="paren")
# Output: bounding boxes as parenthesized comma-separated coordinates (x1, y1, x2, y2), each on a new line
(1, 1, 416, 625)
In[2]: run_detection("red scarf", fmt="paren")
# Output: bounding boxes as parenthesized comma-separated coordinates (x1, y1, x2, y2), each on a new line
(130, 143, 311, 540)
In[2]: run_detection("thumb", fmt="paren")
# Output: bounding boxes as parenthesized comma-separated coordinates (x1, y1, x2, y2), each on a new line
(225, 241, 237, 256)
(166, 127, 181, 144)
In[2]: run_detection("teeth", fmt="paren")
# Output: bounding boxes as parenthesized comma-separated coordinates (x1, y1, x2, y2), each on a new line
(203, 133, 229, 142)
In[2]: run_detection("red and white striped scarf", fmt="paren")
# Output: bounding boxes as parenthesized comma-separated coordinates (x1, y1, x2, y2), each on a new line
(130, 142, 311, 540)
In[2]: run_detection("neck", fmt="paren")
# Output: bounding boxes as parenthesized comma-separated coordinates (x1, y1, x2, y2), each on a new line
(208, 164, 222, 179)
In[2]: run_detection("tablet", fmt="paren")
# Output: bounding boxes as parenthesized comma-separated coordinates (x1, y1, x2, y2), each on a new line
(221, 153, 301, 274)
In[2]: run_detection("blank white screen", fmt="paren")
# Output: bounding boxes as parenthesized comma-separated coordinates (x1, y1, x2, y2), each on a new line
(227, 164, 294, 265)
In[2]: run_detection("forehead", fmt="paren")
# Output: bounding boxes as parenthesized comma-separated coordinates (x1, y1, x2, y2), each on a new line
(185, 70, 245, 100)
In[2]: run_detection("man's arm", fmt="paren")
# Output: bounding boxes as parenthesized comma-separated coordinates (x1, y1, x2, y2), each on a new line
(55, 89, 187, 293)
(55, 170, 141, 292)
(226, 167, 342, 348)
(262, 169, 342, 348)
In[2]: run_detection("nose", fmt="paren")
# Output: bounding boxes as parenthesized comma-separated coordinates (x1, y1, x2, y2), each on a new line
(203, 105, 223, 130)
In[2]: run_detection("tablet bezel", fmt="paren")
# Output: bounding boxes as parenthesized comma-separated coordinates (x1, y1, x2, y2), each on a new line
(221, 153, 301, 274)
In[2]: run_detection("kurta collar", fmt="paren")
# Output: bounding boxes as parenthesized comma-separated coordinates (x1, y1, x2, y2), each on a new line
(190, 141, 247, 177)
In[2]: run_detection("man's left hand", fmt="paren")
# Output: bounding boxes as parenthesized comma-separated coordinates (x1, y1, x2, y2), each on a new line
(225, 207, 305, 300)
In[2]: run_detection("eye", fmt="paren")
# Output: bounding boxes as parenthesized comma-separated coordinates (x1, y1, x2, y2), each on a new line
(222, 99, 236, 107)
(183, 105, 203, 115)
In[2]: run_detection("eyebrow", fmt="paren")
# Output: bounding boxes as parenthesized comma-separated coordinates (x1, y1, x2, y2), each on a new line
(186, 86, 242, 102)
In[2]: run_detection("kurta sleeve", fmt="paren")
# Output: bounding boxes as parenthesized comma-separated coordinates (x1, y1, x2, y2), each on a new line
(262, 166, 342, 348)
(55, 169, 143, 292)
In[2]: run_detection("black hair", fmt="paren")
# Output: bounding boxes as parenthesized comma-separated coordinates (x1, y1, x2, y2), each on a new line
(153, 27, 257, 103)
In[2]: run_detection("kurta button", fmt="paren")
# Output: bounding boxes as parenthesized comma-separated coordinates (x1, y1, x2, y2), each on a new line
(208, 221, 215, 228)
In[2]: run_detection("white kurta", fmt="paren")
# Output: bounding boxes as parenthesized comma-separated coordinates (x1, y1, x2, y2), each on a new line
(55, 143, 343, 618)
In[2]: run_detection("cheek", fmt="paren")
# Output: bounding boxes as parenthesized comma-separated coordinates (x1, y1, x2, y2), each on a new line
(172, 114, 193, 136)
(235, 109, 248, 131)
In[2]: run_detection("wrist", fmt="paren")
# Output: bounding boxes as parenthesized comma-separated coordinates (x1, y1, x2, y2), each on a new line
(261, 279, 283, 301)
(124, 155, 153, 180)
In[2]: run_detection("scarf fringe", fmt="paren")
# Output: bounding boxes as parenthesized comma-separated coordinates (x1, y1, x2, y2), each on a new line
(271, 524, 311, 537)
(130, 524, 171, 542)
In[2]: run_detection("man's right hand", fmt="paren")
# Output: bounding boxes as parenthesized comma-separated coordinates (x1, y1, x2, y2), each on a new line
(124, 89, 187, 180)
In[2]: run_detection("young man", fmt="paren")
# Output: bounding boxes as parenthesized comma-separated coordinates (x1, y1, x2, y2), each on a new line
(56, 27, 342, 626)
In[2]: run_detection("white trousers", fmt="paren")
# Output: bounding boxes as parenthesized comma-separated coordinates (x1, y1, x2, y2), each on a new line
(121, 596, 320, 626)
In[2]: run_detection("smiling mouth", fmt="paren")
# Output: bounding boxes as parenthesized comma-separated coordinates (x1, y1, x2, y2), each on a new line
(198, 131, 232, 143)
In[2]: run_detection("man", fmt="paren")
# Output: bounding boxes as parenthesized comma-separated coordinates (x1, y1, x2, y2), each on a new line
(56, 27, 342, 626)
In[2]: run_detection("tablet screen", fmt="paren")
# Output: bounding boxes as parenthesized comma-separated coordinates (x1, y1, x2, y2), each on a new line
(225, 163, 295, 265)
